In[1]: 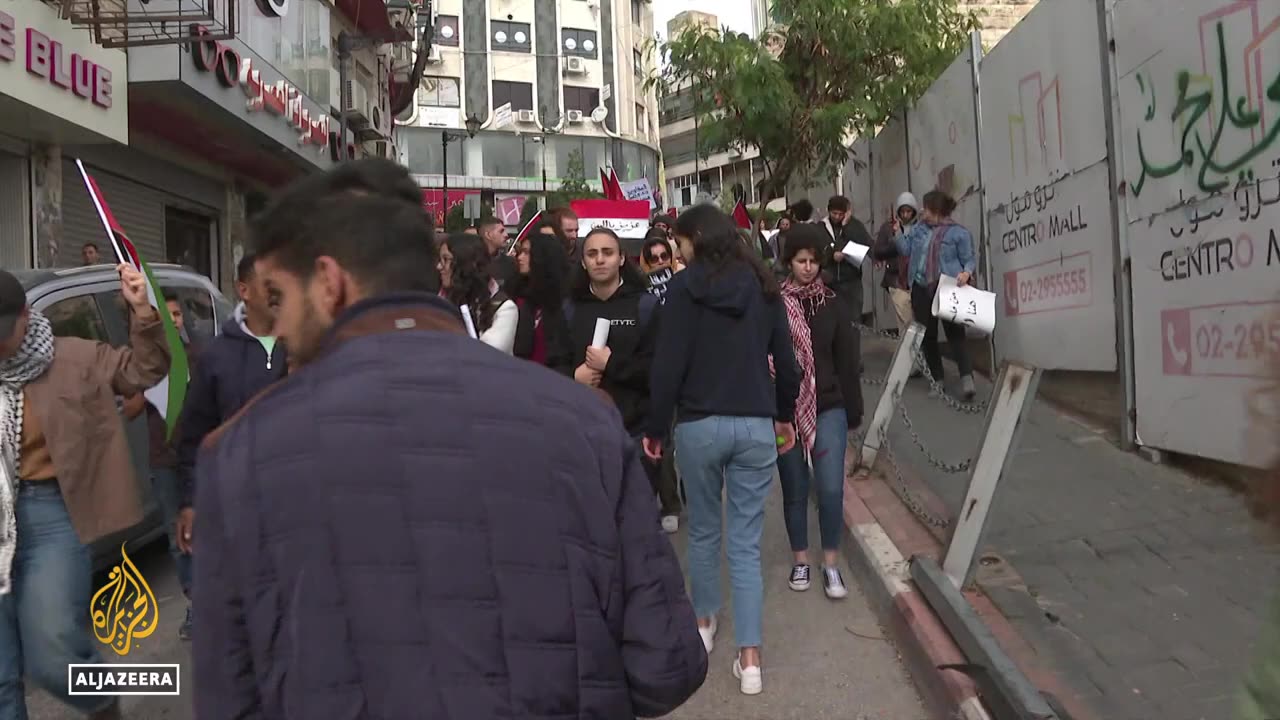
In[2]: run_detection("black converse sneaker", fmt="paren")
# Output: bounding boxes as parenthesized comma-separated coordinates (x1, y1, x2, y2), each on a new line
(788, 564, 811, 592)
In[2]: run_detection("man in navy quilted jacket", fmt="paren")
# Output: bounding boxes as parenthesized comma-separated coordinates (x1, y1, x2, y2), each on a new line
(190, 158, 707, 720)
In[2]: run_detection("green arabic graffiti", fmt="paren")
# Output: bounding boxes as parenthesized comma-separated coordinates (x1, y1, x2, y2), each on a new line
(1131, 20, 1280, 197)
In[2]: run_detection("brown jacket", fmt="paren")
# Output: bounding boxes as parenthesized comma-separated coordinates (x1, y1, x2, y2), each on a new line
(25, 311, 170, 543)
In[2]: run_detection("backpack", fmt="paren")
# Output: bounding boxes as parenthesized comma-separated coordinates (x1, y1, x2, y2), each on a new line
(563, 292, 658, 334)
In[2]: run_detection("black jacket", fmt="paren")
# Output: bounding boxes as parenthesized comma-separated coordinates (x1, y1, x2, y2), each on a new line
(646, 263, 800, 440)
(819, 218, 872, 288)
(562, 280, 660, 436)
(804, 295, 864, 425)
(177, 307, 287, 507)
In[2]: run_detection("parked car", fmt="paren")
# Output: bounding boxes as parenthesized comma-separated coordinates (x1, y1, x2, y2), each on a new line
(12, 263, 233, 568)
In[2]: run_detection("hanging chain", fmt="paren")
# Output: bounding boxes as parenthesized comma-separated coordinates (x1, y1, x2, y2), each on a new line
(876, 412, 951, 529)
(897, 401, 972, 473)
(853, 321, 990, 414)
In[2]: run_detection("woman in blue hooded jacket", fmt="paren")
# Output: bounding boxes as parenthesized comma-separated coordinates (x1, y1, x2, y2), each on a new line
(894, 190, 979, 401)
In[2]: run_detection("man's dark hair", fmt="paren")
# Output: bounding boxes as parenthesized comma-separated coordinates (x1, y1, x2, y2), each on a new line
(237, 253, 257, 283)
(642, 231, 671, 264)
(789, 199, 814, 222)
(547, 206, 579, 225)
(828, 195, 851, 213)
(82, 241, 99, 251)
(478, 217, 504, 233)
(250, 158, 438, 295)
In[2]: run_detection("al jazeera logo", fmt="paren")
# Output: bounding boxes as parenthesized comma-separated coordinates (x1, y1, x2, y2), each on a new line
(68, 545, 179, 696)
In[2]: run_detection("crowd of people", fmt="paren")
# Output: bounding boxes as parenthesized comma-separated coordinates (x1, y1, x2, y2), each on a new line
(0, 157, 993, 719)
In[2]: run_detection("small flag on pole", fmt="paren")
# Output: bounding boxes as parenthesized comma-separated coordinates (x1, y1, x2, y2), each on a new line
(75, 159, 190, 439)
(732, 200, 752, 230)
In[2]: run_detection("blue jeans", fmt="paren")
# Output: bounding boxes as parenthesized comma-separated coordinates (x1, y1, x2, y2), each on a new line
(675, 416, 776, 649)
(0, 483, 113, 719)
(776, 408, 849, 553)
(151, 467, 191, 597)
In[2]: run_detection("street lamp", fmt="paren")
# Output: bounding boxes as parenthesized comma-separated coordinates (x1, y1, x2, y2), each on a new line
(441, 113, 482, 227)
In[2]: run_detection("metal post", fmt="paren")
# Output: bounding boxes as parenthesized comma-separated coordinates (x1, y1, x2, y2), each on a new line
(1096, 0, 1137, 451)
(337, 31, 352, 163)
(941, 361, 1042, 589)
(858, 322, 924, 470)
(969, 28, 1000, 369)
(442, 131, 450, 226)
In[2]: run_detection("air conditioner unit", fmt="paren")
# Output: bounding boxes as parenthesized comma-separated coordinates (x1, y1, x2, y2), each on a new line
(358, 106, 389, 141)
(342, 81, 371, 126)
(363, 139, 396, 159)
(426, 46, 441, 64)
(566, 109, 584, 123)
(517, 109, 537, 123)
(563, 56, 587, 74)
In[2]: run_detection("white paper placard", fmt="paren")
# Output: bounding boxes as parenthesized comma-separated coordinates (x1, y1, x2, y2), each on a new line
(458, 305, 479, 338)
(841, 240, 871, 266)
(932, 274, 997, 335)
(591, 318, 611, 349)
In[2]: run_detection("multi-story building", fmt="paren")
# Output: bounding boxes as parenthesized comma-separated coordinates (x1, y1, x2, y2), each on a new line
(395, 0, 662, 224)
(0, 0, 403, 291)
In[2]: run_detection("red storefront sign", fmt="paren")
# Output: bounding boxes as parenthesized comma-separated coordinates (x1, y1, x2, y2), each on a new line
(188, 24, 329, 152)
(421, 189, 480, 225)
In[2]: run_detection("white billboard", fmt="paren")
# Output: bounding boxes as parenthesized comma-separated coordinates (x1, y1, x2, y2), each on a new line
(907, 46, 984, 286)
(1114, 0, 1280, 467)
(980, 0, 1118, 370)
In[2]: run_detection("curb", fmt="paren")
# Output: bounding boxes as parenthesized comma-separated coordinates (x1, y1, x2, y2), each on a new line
(840, 471, 992, 720)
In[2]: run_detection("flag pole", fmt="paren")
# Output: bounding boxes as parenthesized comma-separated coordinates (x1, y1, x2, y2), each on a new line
(74, 159, 126, 265)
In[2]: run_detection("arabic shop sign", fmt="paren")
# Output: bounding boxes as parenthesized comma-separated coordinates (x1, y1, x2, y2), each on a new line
(188, 24, 329, 151)
(997, 180, 1090, 255)
(1157, 179, 1280, 284)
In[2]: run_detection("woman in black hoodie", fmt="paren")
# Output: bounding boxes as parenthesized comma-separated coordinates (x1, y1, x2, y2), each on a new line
(563, 228, 675, 524)
(509, 222, 571, 370)
(643, 204, 801, 697)
(773, 225, 863, 600)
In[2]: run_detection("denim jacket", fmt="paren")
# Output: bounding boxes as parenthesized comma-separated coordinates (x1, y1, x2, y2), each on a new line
(894, 221, 976, 289)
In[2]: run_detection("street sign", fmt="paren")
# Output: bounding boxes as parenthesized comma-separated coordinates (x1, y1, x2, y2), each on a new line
(601, 84, 611, 101)
(493, 102, 513, 129)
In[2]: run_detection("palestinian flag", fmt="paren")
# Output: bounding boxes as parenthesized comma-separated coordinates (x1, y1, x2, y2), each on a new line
(75, 159, 189, 439)
(732, 199, 752, 229)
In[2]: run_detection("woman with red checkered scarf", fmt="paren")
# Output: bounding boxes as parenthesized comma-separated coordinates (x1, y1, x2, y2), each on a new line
(773, 223, 864, 599)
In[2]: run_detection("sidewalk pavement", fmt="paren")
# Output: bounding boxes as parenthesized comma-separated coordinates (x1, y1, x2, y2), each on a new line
(661, 483, 926, 720)
(858, 334, 1277, 720)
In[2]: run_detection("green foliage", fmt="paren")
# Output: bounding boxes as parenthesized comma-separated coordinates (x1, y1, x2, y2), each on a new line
(547, 148, 602, 210)
(648, 0, 977, 207)
(519, 197, 541, 226)
(445, 202, 494, 232)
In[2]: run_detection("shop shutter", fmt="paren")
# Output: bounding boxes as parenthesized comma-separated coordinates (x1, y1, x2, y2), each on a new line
(0, 152, 29, 269)
(60, 160, 168, 267)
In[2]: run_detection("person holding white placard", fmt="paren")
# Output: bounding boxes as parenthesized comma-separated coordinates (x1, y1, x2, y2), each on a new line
(438, 233, 519, 354)
(894, 190, 979, 401)
(562, 229, 675, 529)
(819, 195, 873, 324)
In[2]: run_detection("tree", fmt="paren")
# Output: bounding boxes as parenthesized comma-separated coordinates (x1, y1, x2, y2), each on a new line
(649, 0, 977, 210)
(546, 149, 602, 210)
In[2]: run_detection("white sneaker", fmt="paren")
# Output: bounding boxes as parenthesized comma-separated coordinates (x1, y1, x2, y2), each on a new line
(732, 657, 763, 695)
(823, 566, 849, 600)
(661, 515, 679, 534)
(698, 616, 717, 654)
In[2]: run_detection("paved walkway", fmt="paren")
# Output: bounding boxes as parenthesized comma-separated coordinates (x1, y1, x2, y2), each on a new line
(861, 334, 1277, 720)
(27, 486, 925, 719)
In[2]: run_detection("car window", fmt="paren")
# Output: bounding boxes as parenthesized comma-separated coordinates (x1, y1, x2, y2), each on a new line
(44, 295, 108, 342)
(161, 286, 218, 345)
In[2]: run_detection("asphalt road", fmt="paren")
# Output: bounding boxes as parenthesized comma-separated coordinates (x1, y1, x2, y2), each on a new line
(24, 484, 924, 719)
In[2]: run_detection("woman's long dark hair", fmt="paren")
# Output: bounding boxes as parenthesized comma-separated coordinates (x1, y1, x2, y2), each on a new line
(674, 204, 780, 299)
(507, 229, 568, 309)
(571, 227, 649, 296)
(442, 232, 500, 332)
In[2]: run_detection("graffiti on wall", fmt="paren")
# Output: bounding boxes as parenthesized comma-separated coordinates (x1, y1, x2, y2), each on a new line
(1129, 7, 1280, 198)
(1007, 71, 1064, 181)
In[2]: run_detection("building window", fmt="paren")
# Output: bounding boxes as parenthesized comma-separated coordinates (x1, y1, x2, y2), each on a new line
(636, 102, 647, 136)
(420, 76, 461, 107)
(434, 15, 460, 46)
(492, 80, 534, 112)
(631, 0, 642, 24)
(564, 85, 601, 114)
(165, 207, 216, 281)
(491, 20, 531, 53)
(633, 48, 644, 77)
(561, 28, 598, 58)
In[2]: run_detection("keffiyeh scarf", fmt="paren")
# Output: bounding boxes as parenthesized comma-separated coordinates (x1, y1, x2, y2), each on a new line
(774, 278, 835, 458)
(0, 311, 55, 595)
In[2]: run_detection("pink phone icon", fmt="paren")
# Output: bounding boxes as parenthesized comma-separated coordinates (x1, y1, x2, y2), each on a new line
(1003, 271, 1019, 316)
(1161, 309, 1191, 375)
